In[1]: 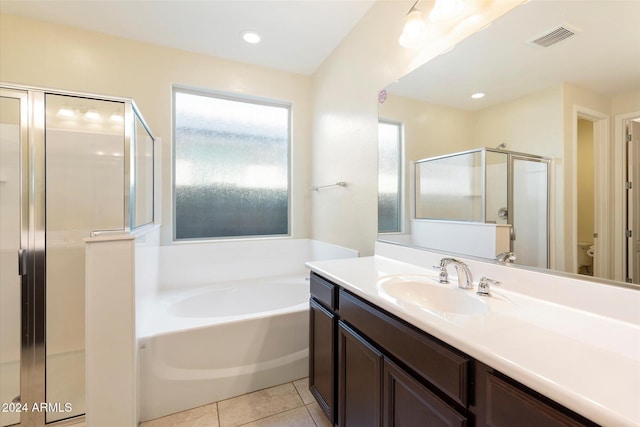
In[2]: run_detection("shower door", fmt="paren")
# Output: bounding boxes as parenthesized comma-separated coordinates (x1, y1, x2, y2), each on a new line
(510, 155, 550, 268)
(44, 93, 126, 424)
(0, 89, 27, 427)
(1, 88, 128, 427)
(1, 84, 153, 427)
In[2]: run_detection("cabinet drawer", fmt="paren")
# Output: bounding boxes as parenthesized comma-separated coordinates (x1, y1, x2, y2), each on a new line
(339, 289, 469, 407)
(310, 272, 337, 310)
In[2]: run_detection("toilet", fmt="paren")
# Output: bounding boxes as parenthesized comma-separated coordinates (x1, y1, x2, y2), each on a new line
(577, 242, 594, 275)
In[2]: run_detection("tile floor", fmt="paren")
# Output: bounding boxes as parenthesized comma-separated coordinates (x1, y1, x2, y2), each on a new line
(139, 378, 331, 427)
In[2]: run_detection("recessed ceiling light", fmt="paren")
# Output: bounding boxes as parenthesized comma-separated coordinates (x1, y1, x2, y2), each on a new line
(471, 92, 485, 99)
(242, 31, 261, 44)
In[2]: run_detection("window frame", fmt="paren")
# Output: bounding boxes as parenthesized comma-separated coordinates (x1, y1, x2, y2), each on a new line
(171, 85, 292, 242)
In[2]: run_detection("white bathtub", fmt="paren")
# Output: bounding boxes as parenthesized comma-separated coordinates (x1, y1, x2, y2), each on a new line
(167, 277, 309, 318)
(136, 239, 357, 422)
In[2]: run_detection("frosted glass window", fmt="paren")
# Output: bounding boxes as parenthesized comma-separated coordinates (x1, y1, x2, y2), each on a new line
(378, 121, 402, 233)
(173, 89, 290, 239)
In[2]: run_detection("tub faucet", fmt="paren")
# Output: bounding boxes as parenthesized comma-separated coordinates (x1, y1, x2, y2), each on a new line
(436, 258, 474, 290)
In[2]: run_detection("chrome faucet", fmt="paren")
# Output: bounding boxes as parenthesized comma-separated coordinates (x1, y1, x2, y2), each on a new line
(495, 251, 517, 263)
(477, 276, 501, 297)
(436, 258, 474, 289)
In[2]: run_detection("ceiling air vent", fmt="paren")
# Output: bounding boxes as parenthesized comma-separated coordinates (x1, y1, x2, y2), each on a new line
(528, 24, 580, 48)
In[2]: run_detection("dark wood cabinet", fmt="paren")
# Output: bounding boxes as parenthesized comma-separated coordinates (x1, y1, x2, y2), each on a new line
(309, 298, 336, 422)
(309, 272, 599, 427)
(339, 288, 469, 407)
(384, 358, 467, 427)
(479, 370, 597, 427)
(338, 321, 383, 427)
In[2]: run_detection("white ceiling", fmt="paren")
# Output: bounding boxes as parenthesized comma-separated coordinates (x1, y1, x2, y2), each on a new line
(388, 0, 640, 110)
(0, 0, 376, 75)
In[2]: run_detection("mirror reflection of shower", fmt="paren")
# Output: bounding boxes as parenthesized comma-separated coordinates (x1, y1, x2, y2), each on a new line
(413, 147, 550, 269)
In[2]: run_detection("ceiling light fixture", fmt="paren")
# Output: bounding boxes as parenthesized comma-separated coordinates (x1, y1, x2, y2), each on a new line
(471, 92, 485, 99)
(56, 106, 75, 119)
(399, 0, 427, 49)
(429, 0, 467, 24)
(242, 31, 261, 44)
(84, 109, 100, 121)
(109, 112, 124, 123)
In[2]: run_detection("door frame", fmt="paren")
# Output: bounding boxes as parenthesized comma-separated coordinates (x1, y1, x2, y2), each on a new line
(573, 106, 610, 278)
(614, 111, 640, 282)
(613, 110, 640, 282)
(0, 87, 31, 427)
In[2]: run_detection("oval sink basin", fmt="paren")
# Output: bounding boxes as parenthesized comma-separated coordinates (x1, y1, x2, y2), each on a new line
(378, 276, 489, 316)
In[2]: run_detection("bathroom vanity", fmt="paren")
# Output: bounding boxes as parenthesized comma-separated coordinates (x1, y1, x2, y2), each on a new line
(307, 243, 640, 427)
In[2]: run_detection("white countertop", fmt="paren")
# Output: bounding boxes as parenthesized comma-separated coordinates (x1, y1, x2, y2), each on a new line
(306, 253, 640, 427)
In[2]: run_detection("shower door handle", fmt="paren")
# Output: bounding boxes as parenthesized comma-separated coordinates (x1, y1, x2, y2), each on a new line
(18, 249, 27, 276)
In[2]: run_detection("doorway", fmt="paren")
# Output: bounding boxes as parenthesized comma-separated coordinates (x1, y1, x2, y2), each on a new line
(577, 118, 595, 276)
(574, 107, 610, 280)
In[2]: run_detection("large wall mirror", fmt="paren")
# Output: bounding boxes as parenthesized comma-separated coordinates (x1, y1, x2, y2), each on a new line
(378, 0, 640, 287)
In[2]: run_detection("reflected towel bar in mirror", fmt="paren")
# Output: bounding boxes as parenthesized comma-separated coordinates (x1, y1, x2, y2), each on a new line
(310, 181, 347, 191)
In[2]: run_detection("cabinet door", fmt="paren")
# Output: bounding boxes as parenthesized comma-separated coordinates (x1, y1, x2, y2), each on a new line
(339, 289, 469, 407)
(338, 321, 383, 427)
(485, 373, 592, 427)
(384, 359, 467, 427)
(310, 298, 336, 423)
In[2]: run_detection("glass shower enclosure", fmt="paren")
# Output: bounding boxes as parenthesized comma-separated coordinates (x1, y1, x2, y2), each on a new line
(414, 148, 550, 268)
(0, 85, 155, 427)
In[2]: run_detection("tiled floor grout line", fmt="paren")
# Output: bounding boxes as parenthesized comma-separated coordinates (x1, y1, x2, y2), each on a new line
(219, 380, 311, 427)
(139, 378, 322, 426)
(232, 401, 308, 427)
(303, 403, 321, 427)
(293, 379, 322, 427)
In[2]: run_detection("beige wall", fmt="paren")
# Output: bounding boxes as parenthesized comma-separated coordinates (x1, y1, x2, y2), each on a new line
(611, 90, 640, 117)
(0, 13, 313, 245)
(472, 85, 563, 156)
(472, 85, 564, 268)
(379, 93, 474, 237)
(310, 0, 521, 255)
(0, 1, 527, 256)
